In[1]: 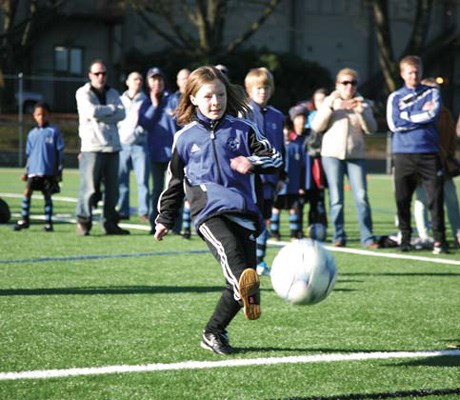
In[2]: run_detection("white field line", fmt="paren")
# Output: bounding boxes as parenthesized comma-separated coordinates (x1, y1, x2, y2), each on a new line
(270, 240, 460, 266)
(3, 192, 459, 264)
(0, 349, 459, 381)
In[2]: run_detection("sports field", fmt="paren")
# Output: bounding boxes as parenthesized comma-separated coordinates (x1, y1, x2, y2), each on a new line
(0, 167, 459, 400)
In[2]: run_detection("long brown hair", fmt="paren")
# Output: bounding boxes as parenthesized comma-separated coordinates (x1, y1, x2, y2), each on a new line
(176, 66, 250, 126)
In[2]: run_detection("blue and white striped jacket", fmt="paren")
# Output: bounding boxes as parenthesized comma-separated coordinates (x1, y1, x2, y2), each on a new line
(386, 84, 441, 154)
(156, 112, 283, 234)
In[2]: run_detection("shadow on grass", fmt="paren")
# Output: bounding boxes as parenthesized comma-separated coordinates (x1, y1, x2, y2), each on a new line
(396, 355, 460, 367)
(278, 387, 460, 400)
(0, 285, 224, 296)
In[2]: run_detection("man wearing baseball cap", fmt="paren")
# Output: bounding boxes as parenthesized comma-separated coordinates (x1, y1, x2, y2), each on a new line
(138, 67, 178, 233)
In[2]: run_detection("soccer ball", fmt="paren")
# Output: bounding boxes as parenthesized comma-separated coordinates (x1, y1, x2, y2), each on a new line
(270, 239, 337, 305)
(307, 223, 327, 241)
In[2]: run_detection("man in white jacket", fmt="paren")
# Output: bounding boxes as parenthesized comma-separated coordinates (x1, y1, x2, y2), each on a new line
(75, 59, 129, 236)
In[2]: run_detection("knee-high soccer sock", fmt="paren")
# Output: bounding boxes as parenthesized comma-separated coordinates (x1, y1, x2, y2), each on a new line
(44, 195, 53, 225)
(205, 288, 241, 334)
(270, 212, 280, 237)
(20, 196, 31, 221)
(289, 212, 301, 238)
(182, 203, 191, 234)
(256, 229, 268, 264)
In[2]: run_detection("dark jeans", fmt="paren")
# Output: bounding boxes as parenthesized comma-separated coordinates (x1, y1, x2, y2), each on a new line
(393, 153, 446, 243)
(76, 152, 120, 225)
(198, 216, 257, 333)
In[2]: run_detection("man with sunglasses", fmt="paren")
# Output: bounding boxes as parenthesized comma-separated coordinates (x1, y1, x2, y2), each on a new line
(75, 59, 129, 236)
(311, 68, 379, 249)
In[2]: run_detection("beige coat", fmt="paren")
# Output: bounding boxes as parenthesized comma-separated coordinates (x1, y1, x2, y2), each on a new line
(311, 91, 377, 160)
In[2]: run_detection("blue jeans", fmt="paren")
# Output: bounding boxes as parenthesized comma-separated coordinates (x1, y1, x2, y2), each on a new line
(76, 152, 120, 225)
(322, 157, 374, 246)
(118, 143, 150, 217)
(150, 161, 169, 225)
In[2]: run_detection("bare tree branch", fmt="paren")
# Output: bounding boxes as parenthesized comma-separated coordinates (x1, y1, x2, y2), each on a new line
(226, 0, 281, 54)
(370, 0, 397, 93)
(403, 0, 433, 55)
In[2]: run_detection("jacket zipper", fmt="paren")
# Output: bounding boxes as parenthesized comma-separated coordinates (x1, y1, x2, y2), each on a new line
(210, 121, 223, 184)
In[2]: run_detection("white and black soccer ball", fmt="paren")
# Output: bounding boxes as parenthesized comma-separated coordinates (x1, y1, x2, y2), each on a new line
(270, 239, 337, 305)
(307, 223, 327, 241)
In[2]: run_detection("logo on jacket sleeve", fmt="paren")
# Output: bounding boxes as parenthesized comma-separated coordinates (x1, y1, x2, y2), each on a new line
(226, 136, 240, 152)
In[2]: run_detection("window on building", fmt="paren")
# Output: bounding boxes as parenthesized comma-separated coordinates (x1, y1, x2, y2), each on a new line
(54, 46, 83, 75)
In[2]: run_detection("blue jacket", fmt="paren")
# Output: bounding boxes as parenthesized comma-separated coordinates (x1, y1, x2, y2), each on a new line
(278, 137, 304, 195)
(156, 112, 283, 235)
(248, 101, 285, 199)
(387, 84, 441, 154)
(26, 123, 64, 177)
(138, 93, 177, 162)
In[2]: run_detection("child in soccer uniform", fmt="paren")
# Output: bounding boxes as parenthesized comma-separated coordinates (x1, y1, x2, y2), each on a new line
(154, 66, 283, 355)
(244, 67, 285, 276)
(14, 102, 64, 232)
(270, 116, 305, 241)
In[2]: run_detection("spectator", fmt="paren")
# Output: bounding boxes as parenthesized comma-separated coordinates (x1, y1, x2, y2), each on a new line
(413, 77, 460, 248)
(311, 68, 379, 249)
(169, 68, 190, 112)
(270, 115, 305, 242)
(13, 102, 64, 232)
(75, 60, 128, 236)
(386, 56, 448, 254)
(154, 66, 283, 355)
(138, 67, 178, 233)
(244, 67, 285, 276)
(117, 71, 149, 222)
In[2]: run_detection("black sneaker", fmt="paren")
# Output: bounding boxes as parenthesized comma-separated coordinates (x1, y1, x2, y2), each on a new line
(43, 224, 54, 232)
(182, 229, 191, 240)
(200, 332, 234, 355)
(399, 242, 413, 252)
(104, 223, 130, 235)
(13, 219, 29, 231)
(76, 221, 91, 236)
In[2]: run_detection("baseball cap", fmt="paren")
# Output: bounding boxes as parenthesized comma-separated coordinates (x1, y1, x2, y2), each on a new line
(146, 67, 164, 79)
(289, 104, 309, 121)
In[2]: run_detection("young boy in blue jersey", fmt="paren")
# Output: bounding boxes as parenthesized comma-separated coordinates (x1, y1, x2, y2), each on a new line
(270, 115, 305, 241)
(14, 102, 64, 232)
(154, 66, 283, 355)
(244, 67, 285, 276)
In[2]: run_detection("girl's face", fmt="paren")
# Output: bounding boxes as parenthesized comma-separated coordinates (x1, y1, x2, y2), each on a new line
(190, 79, 227, 120)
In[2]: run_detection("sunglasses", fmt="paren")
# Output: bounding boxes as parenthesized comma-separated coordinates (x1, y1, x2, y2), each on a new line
(339, 80, 358, 86)
(91, 71, 107, 77)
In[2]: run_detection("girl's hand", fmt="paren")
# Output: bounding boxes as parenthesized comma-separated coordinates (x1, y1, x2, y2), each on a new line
(230, 156, 253, 174)
(154, 223, 169, 241)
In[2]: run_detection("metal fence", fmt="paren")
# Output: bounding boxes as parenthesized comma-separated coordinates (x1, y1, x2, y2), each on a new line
(2, 73, 86, 165)
(0, 73, 393, 171)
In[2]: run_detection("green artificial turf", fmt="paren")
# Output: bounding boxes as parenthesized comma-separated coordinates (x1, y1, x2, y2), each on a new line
(0, 169, 459, 399)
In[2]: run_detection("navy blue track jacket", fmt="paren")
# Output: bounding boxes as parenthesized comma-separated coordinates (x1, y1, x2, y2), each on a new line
(156, 112, 284, 235)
